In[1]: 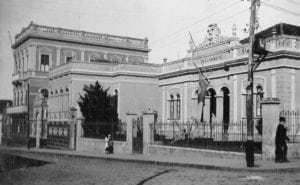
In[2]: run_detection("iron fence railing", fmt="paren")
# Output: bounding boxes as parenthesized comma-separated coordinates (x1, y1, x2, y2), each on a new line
(280, 110, 300, 143)
(150, 120, 262, 154)
(82, 121, 127, 141)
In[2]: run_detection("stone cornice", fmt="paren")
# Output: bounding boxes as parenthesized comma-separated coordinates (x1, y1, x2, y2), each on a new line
(13, 23, 150, 53)
(159, 51, 300, 80)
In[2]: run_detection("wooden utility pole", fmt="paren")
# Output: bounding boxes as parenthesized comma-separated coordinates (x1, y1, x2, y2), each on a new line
(246, 0, 257, 167)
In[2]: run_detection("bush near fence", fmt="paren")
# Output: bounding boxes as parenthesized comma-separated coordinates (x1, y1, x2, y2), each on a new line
(82, 120, 126, 141)
(151, 120, 262, 154)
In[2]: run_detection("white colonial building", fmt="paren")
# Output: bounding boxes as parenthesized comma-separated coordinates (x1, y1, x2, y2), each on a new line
(6, 22, 300, 149)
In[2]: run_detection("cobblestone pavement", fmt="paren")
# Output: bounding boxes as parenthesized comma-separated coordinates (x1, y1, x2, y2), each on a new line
(0, 153, 299, 185)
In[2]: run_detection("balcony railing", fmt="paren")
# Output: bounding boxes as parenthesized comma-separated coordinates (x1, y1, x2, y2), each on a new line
(14, 23, 149, 50)
(48, 111, 71, 121)
(6, 106, 28, 114)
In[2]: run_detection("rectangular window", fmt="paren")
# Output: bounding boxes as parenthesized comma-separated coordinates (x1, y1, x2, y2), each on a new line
(170, 100, 174, 120)
(176, 100, 180, 119)
(41, 54, 49, 71)
(66, 56, 73, 63)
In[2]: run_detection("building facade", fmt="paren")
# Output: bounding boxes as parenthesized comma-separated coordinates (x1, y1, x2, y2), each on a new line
(6, 22, 300, 148)
(160, 23, 300, 126)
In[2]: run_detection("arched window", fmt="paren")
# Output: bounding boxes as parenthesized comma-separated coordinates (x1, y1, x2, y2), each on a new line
(256, 86, 263, 117)
(208, 88, 216, 123)
(89, 53, 100, 62)
(176, 94, 181, 119)
(40, 89, 49, 98)
(221, 87, 230, 133)
(111, 55, 121, 63)
(169, 95, 175, 120)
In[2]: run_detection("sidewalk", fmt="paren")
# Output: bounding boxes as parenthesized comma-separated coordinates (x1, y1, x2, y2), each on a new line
(1, 146, 299, 173)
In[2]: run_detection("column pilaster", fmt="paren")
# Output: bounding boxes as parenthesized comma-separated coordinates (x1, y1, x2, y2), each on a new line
(271, 69, 276, 98)
(80, 50, 85, 62)
(142, 110, 155, 154)
(215, 94, 223, 123)
(126, 113, 138, 154)
(290, 69, 296, 110)
(56, 47, 61, 66)
(204, 96, 211, 124)
(261, 98, 280, 160)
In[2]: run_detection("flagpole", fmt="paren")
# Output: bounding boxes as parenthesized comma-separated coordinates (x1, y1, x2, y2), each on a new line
(193, 62, 209, 122)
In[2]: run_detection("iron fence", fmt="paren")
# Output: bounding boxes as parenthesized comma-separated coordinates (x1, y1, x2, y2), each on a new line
(280, 110, 300, 143)
(151, 119, 262, 154)
(82, 120, 126, 141)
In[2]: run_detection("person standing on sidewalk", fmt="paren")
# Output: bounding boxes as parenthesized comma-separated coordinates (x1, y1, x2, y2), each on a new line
(275, 116, 290, 163)
(105, 134, 113, 154)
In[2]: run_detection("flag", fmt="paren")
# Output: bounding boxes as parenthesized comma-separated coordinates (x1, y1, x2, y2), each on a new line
(198, 71, 209, 103)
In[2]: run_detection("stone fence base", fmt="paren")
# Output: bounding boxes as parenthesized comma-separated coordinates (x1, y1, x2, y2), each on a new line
(287, 143, 300, 159)
(148, 145, 262, 160)
(76, 137, 129, 154)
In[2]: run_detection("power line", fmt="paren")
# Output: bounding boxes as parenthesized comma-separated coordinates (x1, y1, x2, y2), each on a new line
(150, 0, 243, 45)
(151, 7, 249, 50)
(261, 1, 300, 17)
(287, 0, 300, 6)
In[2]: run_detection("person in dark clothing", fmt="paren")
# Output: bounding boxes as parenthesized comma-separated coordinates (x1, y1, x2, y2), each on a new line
(105, 134, 113, 154)
(275, 116, 290, 163)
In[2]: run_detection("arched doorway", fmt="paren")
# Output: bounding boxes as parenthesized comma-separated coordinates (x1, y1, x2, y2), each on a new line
(208, 88, 216, 124)
(221, 87, 230, 133)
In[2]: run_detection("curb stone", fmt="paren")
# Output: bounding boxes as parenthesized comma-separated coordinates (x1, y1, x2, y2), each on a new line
(1, 148, 299, 173)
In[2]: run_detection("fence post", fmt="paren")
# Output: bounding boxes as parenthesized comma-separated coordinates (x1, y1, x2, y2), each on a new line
(126, 113, 137, 154)
(143, 109, 155, 155)
(261, 98, 280, 160)
(0, 115, 2, 145)
(69, 107, 77, 150)
(75, 117, 83, 151)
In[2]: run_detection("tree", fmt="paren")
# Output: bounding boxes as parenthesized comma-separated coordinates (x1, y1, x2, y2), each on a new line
(78, 81, 118, 137)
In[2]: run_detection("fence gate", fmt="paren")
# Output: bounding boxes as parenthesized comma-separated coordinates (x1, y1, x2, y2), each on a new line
(132, 116, 143, 154)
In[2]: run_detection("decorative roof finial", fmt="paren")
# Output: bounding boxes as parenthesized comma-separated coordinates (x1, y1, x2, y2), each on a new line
(232, 24, 237, 37)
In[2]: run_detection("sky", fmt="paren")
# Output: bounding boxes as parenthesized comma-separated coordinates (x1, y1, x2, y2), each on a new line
(0, 0, 299, 100)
